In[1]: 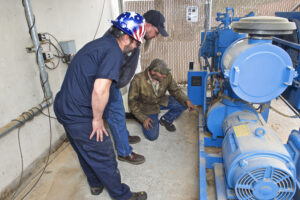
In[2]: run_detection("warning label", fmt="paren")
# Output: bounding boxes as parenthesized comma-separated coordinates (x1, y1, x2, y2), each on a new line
(233, 124, 251, 137)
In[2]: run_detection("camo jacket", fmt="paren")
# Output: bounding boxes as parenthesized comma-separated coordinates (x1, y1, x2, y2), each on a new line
(128, 68, 189, 123)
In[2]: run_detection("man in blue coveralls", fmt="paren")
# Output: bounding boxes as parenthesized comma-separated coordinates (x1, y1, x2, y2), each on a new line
(110, 10, 169, 165)
(54, 12, 147, 200)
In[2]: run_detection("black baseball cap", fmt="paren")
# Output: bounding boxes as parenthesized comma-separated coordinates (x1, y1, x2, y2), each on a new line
(143, 10, 169, 37)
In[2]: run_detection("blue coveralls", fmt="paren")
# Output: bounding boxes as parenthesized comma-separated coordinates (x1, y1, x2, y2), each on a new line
(54, 34, 132, 200)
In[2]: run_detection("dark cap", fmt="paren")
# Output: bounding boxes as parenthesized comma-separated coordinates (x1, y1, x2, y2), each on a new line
(149, 58, 171, 74)
(143, 10, 169, 37)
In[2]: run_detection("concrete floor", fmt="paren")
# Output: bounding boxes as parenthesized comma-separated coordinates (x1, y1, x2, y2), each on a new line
(13, 98, 299, 200)
(14, 110, 199, 200)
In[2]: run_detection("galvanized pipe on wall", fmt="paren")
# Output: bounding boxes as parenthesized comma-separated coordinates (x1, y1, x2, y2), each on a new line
(22, 0, 52, 99)
(0, 0, 53, 139)
(0, 100, 49, 139)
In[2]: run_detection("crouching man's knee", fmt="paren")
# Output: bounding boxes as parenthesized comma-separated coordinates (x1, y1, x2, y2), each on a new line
(142, 127, 159, 141)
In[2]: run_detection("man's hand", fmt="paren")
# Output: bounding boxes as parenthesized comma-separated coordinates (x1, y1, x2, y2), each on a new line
(90, 78, 111, 142)
(89, 118, 109, 142)
(186, 100, 195, 111)
(143, 118, 153, 130)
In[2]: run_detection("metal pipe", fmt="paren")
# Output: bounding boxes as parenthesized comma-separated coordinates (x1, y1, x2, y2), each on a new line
(273, 37, 300, 51)
(208, 0, 212, 30)
(204, 0, 212, 31)
(119, 0, 125, 13)
(200, 0, 212, 69)
(202, 71, 221, 117)
(0, 0, 54, 138)
(0, 100, 51, 139)
(279, 95, 300, 118)
(23, 0, 52, 99)
(290, 2, 300, 12)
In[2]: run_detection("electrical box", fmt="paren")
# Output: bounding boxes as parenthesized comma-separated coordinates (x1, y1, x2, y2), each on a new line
(187, 71, 207, 105)
(59, 40, 76, 55)
(59, 40, 76, 63)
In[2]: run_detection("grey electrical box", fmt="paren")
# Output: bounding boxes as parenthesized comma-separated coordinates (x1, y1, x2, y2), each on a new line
(59, 40, 76, 55)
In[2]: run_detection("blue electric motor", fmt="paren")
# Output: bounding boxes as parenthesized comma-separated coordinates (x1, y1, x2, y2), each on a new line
(222, 111, 297, 199)
(287, 129, 300, 199)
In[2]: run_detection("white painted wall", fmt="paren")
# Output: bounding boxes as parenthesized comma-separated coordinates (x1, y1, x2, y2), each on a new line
(0, 0, 120, 198)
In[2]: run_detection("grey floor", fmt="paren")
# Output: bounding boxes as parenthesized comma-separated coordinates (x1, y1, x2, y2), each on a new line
(13, 98, 299, 200)
(15, 109, 199, 200)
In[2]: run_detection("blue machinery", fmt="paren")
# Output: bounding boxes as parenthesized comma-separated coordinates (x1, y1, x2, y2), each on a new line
(188, 8, 300, 200)
(274, 12, 300, 111)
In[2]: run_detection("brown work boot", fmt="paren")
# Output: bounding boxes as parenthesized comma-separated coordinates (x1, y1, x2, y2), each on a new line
(128, 135, 141, 144)
(128, 191, 147, 200)
(90, 185, 104, 195)
(118, 152, 145, 165)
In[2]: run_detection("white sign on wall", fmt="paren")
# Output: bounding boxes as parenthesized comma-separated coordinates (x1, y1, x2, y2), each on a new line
(186, 6, 198, 22)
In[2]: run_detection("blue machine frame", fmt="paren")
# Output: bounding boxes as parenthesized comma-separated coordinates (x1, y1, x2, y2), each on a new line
(274, 12, 300, 110)
(188, 8, 300, 200)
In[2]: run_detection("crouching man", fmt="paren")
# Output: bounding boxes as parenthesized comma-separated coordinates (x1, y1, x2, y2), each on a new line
(128, 58, 195, 141)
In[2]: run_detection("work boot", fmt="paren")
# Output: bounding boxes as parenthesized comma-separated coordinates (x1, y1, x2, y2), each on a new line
(128, 135, 141, 144)
(90, 185, 104, 195)
(118, 152, 145, 165)
(159, 117, 176, 132)
(128, 191, 147, 200)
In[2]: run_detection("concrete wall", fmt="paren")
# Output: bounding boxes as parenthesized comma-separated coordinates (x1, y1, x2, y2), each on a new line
(0, 0, 119, 198)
